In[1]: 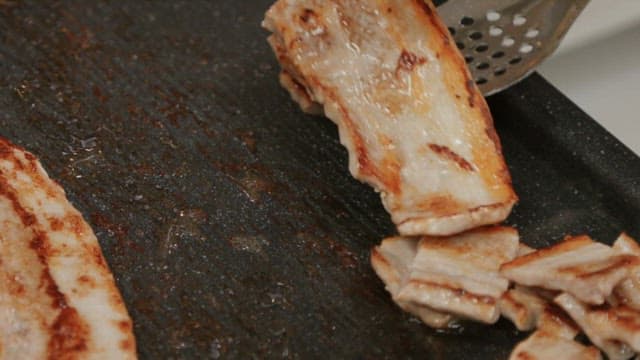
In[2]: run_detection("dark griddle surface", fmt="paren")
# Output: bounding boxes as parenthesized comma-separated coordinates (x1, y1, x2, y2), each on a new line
(0, 1, 638, 359)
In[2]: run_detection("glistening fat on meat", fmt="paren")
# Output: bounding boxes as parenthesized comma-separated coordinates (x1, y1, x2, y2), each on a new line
(263, 0, 517, 236)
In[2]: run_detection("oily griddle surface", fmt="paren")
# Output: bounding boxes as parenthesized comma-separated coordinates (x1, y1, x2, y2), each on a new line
(0, 1, 639, 359)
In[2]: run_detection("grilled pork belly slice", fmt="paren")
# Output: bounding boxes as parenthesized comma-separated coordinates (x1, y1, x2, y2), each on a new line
(396, 226, 519, 323)
(499, 285, 577, 338)
(263, 0, 517, 236)
(0, 138, 136, 359)
(610, 233, 640, 310)
(371, 237, 454, 328)
(509, 330, 602, 360)
(501, 235, 640, 305)
(555, 293, 639, 360)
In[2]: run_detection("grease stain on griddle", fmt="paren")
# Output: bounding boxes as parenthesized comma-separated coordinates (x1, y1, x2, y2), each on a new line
(90, 212, 142, 254)
(234, 129, 257, 154)
(158, 208, 208, 258)
(212, 161, 279, 203)
(228, 234, 269, 254)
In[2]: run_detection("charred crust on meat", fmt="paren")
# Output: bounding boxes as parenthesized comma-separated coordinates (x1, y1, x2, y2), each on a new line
(413, 0, 450, 45)
(397, 50, 427, 73)
(465, 79, 476, 108)
(300, 8, 315, 23)
(370, 248, 393, 271)
(120, 339, 134, 351)
(561, 255, 640, 279)
(428, 143, 475, 171)
(48, 307, 90, 358)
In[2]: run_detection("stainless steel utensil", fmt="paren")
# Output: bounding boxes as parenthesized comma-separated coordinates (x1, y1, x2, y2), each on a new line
(437, 0, 589, 95)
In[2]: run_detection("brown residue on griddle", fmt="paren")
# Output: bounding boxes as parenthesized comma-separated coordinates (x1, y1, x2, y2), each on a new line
(90, 213, 128, 243)
(327, 238, 358, 269)
(60, 26, 94, 53)
(211, 161, 278, 203)
(90, 212, 142, 254)
(92, 85, 109, 103)
(228, 234, 268, 254)
(234, 130, 257, 154)
(158, 208, 208, 259)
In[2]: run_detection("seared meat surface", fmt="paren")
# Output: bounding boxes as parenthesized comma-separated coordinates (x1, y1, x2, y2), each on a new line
(0, 138, 136, 359)
(264, 0, 517, 236)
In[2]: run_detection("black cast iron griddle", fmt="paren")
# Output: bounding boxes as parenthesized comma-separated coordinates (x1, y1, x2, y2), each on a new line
(0, 1, 639, 359)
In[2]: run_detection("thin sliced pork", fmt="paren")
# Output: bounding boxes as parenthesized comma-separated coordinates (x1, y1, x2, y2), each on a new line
(499, 285, 577, 338)
(395, 226, 519, 323)
(371, 237, 454, 328)
(501, 235, 640, 304)
(509, 330, 601, 360)
(263, 0, 517, 236)
(555, 293, 638, 360)
(610, 233, 640, 310)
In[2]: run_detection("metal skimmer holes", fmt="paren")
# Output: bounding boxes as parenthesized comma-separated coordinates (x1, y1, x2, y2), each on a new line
(447, 10, 538, 88)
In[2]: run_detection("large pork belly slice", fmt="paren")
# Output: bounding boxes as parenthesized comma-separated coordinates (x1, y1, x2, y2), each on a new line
(263, 0, 517, 236)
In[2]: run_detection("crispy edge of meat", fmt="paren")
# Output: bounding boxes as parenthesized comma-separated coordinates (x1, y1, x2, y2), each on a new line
(611, 233, 640, 310)
(371, 239, 455, 328)
(263, 0, 517, 237)
(501, 235, 640, 304)
(395, 226, 518, 324)
(555, 293, 637, 360)
(499, 285, 578, 338)
(396, 279, 500, 324)
(508, 330, 602, 360)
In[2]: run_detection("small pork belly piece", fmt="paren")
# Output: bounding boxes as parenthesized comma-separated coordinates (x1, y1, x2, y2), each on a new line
(610, 233, 640, 310)
(500, 235, 640, 305)
(263, 0, 517, 236)
(371, 237, 454, 328)
(395, 226, 519, 323)
(509, 330, 601, 360)
(499, 285, 578, 338)
(555, 293, 639, 360)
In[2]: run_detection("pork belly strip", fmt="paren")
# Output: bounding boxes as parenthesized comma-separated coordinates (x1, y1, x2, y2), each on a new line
(509, 330, 602, 360)
(499, 285, 578, 338)
(263, 0, 517, 236)
(395, 226, 519, 323)
(555, 293, 638, 360)
(611, 233, 640, 310)
(500, 235, 640, 305)
(0, 138, 136, 359)
(371, 237, 454, 328)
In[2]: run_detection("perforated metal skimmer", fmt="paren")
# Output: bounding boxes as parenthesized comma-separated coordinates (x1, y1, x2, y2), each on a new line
(436, 0, 589, 95)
